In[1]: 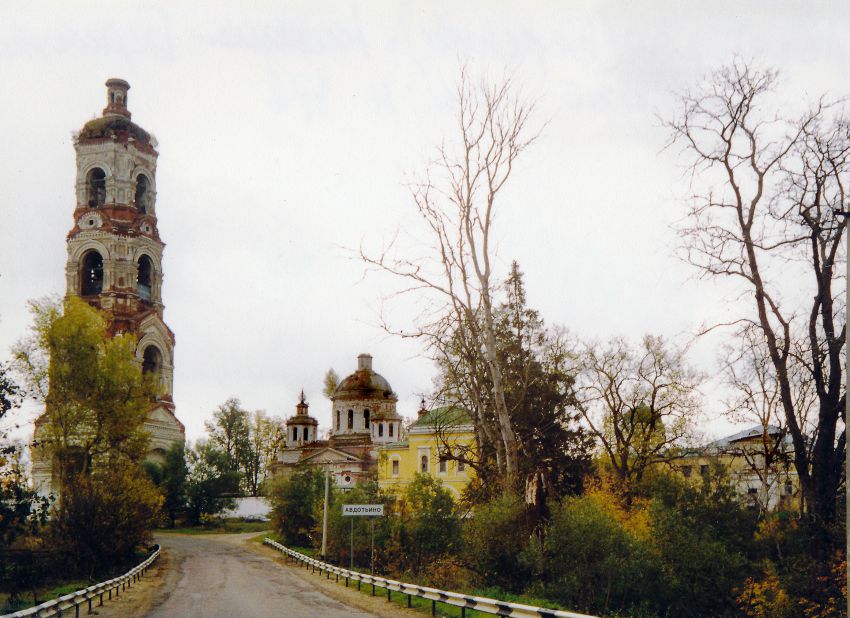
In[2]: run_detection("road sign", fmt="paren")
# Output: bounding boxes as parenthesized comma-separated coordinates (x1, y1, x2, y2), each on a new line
(342, 504, 384, 516)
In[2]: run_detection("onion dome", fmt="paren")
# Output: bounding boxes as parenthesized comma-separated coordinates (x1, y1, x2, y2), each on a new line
(333, 354, 397, 401)
(76, 79, 155, 151)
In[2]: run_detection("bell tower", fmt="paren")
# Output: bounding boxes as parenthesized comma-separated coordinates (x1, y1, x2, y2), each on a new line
(66, 78, 184, 460)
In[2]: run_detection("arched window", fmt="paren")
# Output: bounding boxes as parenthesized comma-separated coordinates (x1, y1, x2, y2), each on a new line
(87, 168, 106, 208)
(336, 410, 340, 431)
(135, 174, 149, 213)
(80, 251, 103, 295)
(137, 255, 153, 301)
(347, 410, 354, 430)
(293, 426, 298, 442)
(304, 428, 309, 442)
(364, 409, 370, 429)
(142, 346, 162, 376)
(378, 424, 384, 438)
(420, 455, 428, 473)
(389, 423, 394, 438)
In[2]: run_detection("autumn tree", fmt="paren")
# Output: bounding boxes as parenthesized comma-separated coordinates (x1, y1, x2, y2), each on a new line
(13, 297, 154, 486)
(361, 68, 542, 489)
(666, 60, 847, 522)
(322, 369, 340, 399)
(577, 335, 702, 488)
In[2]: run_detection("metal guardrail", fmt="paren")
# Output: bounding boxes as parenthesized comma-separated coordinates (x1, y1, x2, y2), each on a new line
(3, 544, 161, 618)
(264, 538, 597, 618)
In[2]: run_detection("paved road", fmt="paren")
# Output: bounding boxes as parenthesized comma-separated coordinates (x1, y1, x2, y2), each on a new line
(143, 533, 376, 618)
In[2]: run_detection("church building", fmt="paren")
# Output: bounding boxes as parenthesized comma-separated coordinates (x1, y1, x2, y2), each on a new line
(274, 354, 402, 489)
(32, 79, 185, 495)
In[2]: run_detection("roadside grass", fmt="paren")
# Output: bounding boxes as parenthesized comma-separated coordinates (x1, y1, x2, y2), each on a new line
(0, 581, 89, 615)
(158, 519, 271, 535)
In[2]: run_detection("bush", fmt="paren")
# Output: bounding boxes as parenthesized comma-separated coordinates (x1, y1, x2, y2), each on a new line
(463, 493, 534, 591)
(269, 467, 326, 547)
(51, 466, 162, 577)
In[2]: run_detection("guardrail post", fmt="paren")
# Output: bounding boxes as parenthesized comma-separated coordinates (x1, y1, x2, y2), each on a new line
(407, 594, 411, 608)
(357, 579, 361, 591)
(431, 599, 436, 616)
(371, 582, 375, 596)
(99, 592, 104, 606)
(76, 602, 80, 618)
(88, 597, 92, 613)
(461, 607, 466, 618)
(387, 587, 391, 602)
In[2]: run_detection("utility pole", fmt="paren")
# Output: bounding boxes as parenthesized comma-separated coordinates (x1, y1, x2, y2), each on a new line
(321, 465, 330, 558)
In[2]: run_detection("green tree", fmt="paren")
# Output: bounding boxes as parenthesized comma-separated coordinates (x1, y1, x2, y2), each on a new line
(204, 398, 251, 481)
(0, 362, 48, 551)
(14, 297, 154, 486)
(436, 262, 594, 503)
(161, 442, 188, 527)
(51, 465, 163, 578)
(270, 466, 326, 547)
(390, 474, 461, 575)
(184, 440, 239, 525)
(242, 410, 286, 497)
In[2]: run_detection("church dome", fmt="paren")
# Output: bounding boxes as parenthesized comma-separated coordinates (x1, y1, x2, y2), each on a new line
(76, 79, 155, 152)
(334, 354, 396, 401)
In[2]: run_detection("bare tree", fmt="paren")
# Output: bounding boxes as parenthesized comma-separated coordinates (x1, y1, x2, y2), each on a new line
(577, 335, 702, 488)
(361, 68, 541, 489)
(666, 59, 847, 522)
(720, 325, 811, 516)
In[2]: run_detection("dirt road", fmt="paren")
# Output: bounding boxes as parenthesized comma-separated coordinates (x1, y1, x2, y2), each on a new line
(100, 532, 378, 618)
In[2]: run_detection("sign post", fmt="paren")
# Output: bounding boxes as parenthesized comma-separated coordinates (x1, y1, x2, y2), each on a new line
(342, 504, 384, 573)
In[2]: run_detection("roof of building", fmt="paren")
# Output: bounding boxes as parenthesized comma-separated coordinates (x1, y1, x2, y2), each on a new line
(709, 425, 786, 448)
(334, 354, 396, 401)
(78, 115, 152, 145)
(411, 406, 473, 430)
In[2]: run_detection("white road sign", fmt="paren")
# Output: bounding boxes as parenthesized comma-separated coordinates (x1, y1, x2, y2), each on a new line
(342, 504, 384, 516)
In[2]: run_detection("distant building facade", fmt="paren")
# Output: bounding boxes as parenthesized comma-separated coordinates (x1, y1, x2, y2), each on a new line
(378, 404, 476, 499)
(274, 354, 402, 489)
(674, 425, 799, 512)
(32, 79, 184, 496)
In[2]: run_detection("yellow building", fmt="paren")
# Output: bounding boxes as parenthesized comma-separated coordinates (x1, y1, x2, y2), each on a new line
(378, 404, 476, 500)
(674, 425, 800, 513)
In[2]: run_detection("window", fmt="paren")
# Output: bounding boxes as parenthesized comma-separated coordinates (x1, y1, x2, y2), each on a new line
(378, 424, 384, 438)
(783, 481, 793, 495)
(304, 428, 309, 442)
(336, 411, 340, 431)
(458, 460, 466, 472)
(347, 410, 353, 430)
(682, 465, 692, 478)
(392, 460, 399, 477)
(135, 174, 149, 213)
(700, 464, 709, 476)
(293, 426, 298, 442)
(389, 423, 394, 437)
(142, 346, 162, 376)
(420, 455, 428, 473)
(439, 459, 447, 474)
(364, 409, 370, 428)
(137, 256, 153, 300)
(87, 168, 106, 207)
(747, 487, 758, 495)
(81, 251, 104, 295)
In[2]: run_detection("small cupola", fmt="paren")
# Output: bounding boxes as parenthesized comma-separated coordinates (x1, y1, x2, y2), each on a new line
(418, 398, 428, 418)
(296, 390, 308, 415)
(103, 78, 131, 119)
(357, 353, 372, 371)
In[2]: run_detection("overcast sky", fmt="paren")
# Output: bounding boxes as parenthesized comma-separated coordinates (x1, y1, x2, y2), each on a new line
(0, 1, 846, 443)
